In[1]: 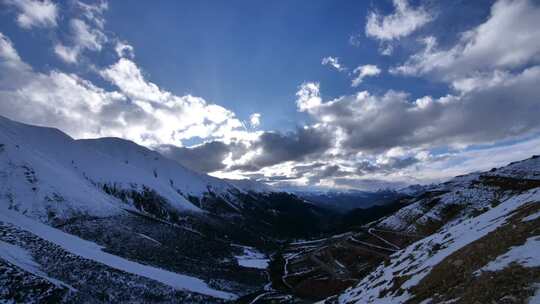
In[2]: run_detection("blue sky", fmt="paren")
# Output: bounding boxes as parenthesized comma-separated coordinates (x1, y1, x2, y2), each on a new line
(0, 0, 485, 131)
(1, 0, 540, 190)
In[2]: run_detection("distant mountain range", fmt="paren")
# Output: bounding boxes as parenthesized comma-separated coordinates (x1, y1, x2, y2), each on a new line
(294, 189, 406, 212)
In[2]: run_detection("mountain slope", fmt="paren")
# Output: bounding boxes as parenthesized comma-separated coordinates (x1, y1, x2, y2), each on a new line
(0, 116, 127, 222)
(0, 115, 328, 302)
(321, 156, 540, 303)
(257, 157, 540, 303)
(0, 115, 323, 230)
(336, 188, 539, 303)
(0, 206, 235, 301)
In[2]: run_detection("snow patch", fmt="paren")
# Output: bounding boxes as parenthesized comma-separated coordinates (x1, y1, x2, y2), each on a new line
(523, 211, 540, 222)
(0, 207, 236, 300)
(528, 284, 540, 304)
(234, 245, 269, 269)
(0, 240, 75, 290)
(137, 233, 162, 246)
(480, 236, 540, 272)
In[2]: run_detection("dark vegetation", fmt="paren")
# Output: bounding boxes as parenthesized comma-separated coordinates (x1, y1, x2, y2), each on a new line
(337, 199, 409, 232)
(475, 175, 540, 192)
(0, 222, 221, 303)
(266, 227, 422, 302)
(297, 190, 404, 212)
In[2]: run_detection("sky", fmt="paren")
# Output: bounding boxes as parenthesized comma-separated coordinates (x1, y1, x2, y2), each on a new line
(0, 0, 539, 191)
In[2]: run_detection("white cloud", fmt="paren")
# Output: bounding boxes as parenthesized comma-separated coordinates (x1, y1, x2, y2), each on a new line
(379, 43, 394, 56)
(365, 0, 432, 41)
(0, 33, 29, 70)
(249, 113, 261, 128)
(52, 0, 110, 64)
(54, 18, 108, 64)
(399, 137, 540, 183)
(4, 0, 58, 29)
(99, 58, 170, 103)
(450, 70, 511, 93)
(0, 32, 257, 148)
(296, 82, 322, 112)
(115, 41, 135, 59)
(1, 33, 124, 138)
(76, 0, 108, 29)
(70, 18, 106, 51)
(299, 66, 540, 152)
(0, 33, 35, 91)
(53, 44, 79, 64)
(321, 56, 345, 71)
(348, 34, 361, 47)
(351, 64, 381, 87)
(99, 58, 257, 144)
(392, 0, 540, 87)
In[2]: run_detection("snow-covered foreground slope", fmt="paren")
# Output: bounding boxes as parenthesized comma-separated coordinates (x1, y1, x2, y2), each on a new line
(0, 205, 236, 300)
(337, 189, 540, 303)
(0, 239, 74, 291)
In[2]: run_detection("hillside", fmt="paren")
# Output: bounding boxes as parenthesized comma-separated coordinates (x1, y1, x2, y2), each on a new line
(253, 157, 540, 303)
(331, 157, 540, 303)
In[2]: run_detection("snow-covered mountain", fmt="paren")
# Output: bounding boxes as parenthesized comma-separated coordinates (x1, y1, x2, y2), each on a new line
(5, 114, 284, 220)
(0, 115, 311, 224)
(335, 188, 540, 303)
(0, 115, 327, 302)
(376, 156, 540, 234)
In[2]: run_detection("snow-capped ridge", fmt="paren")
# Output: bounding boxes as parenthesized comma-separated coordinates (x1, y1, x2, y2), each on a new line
(0, 115, 275, 224)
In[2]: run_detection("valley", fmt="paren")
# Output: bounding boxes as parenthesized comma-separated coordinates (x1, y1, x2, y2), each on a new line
(2, 0, 540, 302)
(0, 116, 538, 303)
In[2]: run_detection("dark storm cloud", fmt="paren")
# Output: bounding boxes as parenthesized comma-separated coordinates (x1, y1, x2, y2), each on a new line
(231, 127, 334, 171)
(157, 141, 238, 173)
(307, 164, 349, 184)
(356, 156, 420, 174)
(158, 126, 334, 174)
